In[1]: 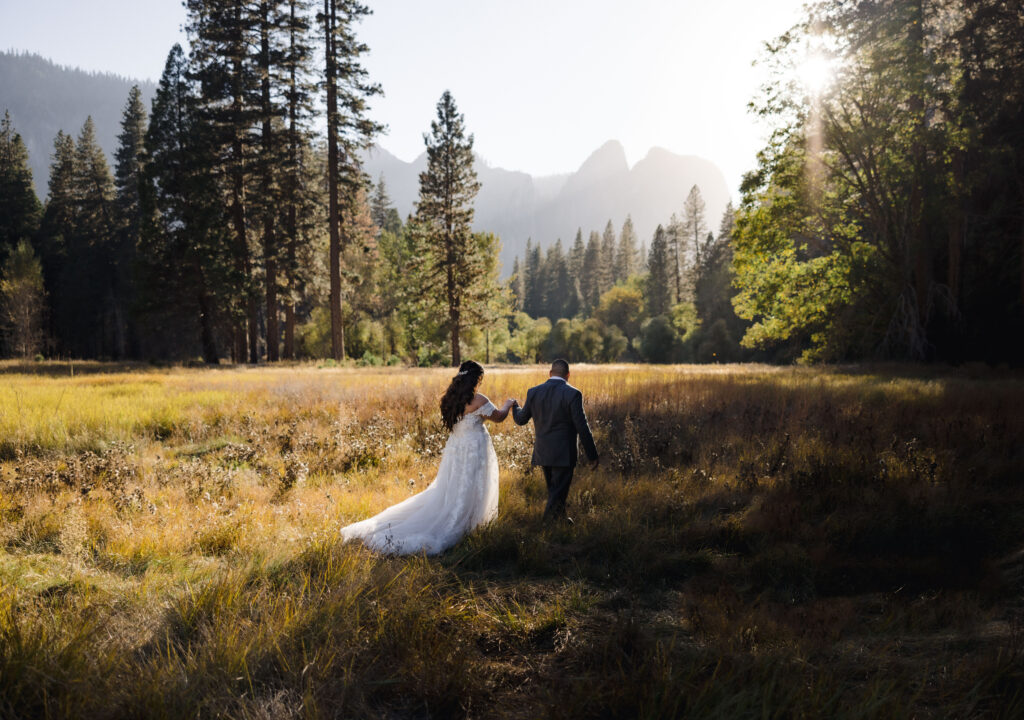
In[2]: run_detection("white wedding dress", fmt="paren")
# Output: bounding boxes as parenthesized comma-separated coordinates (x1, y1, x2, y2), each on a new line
(340, 400, 500, 555)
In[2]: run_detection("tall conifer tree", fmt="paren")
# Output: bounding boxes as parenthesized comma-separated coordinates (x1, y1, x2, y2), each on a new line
(415, 91, 482, 365)
(599, 220, 616, 294)
(40, 131, 76, 351)
(186, 0, 261, 362)
(581, 230, 602, 312)
(320, 0, 382, 360)
(614, 214, 639, 283)
(568, 228, 585, 310)
(0, 111, 41, 264)
(682, 184, 710, 291)
(646, 225, 672, 317)
(141, 43, 229, 363)
(113, 86, 148, 357)
(280, 0, 316, 359)
(69, 116, 116, 357)
(666, 212, 684, 304)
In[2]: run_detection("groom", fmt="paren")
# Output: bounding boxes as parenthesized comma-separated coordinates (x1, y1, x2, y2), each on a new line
(512, 359, 599, 523)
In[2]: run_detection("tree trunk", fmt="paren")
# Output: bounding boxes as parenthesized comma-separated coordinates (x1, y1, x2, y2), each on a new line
(946, 147, 966, 306)
(282, 0, 298, 362)
(1020, 211, 1024, 311)
(230, 17, 253, 364)
(248, 294, 260, 363)
(284, 302, 296, 359)
(450, 310, 460, 366)
(908, 0, 931, 350)
(447, 232, 459, 366)
(325, 0, 343, 362)
(265, 247, 278, 360)
(198, 285, 219, 364)
(234, 325, 246, 363)
(260, 3, 279, 362)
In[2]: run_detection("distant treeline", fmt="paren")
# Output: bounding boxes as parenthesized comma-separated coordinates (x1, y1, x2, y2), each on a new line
(1, 0, 1023, 365)
(0, 1, 507, 367)
(0, 51, 156, 196)
(501, 0, 1024, 366)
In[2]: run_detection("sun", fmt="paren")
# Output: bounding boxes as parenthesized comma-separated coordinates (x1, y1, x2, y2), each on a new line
(797, 51, 835, 96)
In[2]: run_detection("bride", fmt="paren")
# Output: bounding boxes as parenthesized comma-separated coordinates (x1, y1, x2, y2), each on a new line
(340, 360, 514, 555)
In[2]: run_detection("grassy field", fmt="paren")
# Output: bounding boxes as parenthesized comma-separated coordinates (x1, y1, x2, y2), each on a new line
(1, 361, 1022, 719)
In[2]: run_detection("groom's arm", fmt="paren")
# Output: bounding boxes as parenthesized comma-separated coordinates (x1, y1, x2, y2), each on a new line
(512, 389, 532, 425)
(570, 390, 598, 464)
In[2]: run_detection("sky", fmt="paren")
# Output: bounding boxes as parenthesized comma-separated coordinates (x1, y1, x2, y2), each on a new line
(0, 0, 809, 197)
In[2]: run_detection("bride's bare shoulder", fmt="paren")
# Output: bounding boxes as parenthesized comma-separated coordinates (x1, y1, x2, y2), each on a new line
(465, 393, 489, 413)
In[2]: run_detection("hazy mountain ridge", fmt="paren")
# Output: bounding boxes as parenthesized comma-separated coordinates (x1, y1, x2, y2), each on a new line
(0, 51, 156, 194)
(1, 51, 731, 273)
(362, 140, 731, 272)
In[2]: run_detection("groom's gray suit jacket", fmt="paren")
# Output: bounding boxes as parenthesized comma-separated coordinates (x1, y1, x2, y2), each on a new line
(512, 377, 598, 467)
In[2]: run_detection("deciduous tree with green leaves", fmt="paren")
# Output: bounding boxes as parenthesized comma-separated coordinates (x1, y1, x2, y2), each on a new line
(0, 239, 47, 358)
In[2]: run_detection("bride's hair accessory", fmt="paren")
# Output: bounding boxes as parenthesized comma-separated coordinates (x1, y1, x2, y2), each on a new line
(456, 370, 469, 376)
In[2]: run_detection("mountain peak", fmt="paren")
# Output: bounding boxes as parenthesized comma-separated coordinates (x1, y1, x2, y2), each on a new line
(564, 140, 628, 195)
(578, 139, 628, 173)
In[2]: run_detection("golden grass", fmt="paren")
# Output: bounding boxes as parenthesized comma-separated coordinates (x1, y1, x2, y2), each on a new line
(1, 361, 1022, 718)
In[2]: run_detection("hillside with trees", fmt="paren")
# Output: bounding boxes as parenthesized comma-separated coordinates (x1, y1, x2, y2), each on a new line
(1, 0, 1022, 366)
(0, 51, 156, 197)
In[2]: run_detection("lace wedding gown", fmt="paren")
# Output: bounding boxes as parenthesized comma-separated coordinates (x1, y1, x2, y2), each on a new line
(340, 400, 500, 555)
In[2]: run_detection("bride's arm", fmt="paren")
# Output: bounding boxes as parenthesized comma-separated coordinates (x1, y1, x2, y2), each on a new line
(486, 398, 516, 423)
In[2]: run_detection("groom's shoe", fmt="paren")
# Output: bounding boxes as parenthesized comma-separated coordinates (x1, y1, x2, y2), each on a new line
(544, 513, 574, 526)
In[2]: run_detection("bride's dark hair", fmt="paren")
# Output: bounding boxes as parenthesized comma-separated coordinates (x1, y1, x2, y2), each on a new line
(440, 360, 484, 431)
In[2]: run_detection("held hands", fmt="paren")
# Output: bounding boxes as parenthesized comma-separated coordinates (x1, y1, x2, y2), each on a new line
(502, 398, 518, 411)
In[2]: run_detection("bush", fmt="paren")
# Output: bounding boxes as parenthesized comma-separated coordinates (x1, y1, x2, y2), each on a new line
(694, 318, 741, 363)
(638, 315, 681, 363)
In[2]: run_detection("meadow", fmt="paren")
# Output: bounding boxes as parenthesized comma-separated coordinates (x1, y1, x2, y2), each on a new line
(0, 361, 1022, 719)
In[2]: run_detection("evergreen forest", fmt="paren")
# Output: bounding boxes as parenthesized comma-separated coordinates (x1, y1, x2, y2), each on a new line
(1, 0, 1022, 366)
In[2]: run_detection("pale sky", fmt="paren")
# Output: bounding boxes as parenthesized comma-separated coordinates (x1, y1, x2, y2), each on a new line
(0, 0, 809, 196)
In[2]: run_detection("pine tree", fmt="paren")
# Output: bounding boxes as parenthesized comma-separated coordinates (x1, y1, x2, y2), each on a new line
(682, 184, 710, 290)
(369, 173, 393, 233)
(39, 130, 76, 352)
(599, 220, 616, 294)
(472, 231, 507, 364)
(509, 255, 523, 311)
(545, 238, 574, 320)
(141, 43, 230, 363)
(70, 116, 116, 357)
(186, 0, 262, 362)
(646, 225, 672, 317)
(581, 230, 602, 312)
(568, 228, 585, 312)
(114, 88, 147, 241)
(280, 0, 316, 359)
(320, 0, 383, 360)
(614, 214, 639, 283)
(415, 90, 483, 366)
(73, 117, 114, 248)
(523, 238, 543, 318)
(695, 202, 741, 330)
(0, 111, 41, 264)
(666, 212, 684, 304)
(113, 85, 148, 357)
(255, 0, 290, 361)
(42, 131, 76, 243)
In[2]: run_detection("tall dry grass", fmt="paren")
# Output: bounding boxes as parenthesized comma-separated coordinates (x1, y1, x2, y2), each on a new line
(1, 361, 1022, 718)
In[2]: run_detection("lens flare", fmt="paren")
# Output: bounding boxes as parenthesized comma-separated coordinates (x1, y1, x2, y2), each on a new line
(798, 52, 834, 95)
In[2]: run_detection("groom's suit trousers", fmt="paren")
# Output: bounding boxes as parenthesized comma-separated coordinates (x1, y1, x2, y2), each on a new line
(542, 466, 574, 519)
